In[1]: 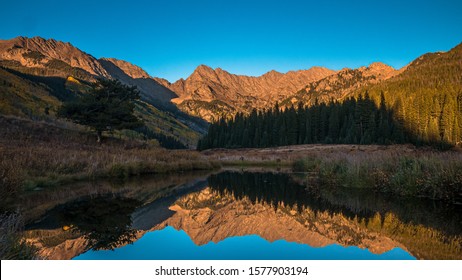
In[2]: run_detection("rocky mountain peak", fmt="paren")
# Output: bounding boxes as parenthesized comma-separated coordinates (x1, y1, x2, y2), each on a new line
(368, 62, 392, 69)
(0, 36, 110, 77)
(262, 69, 283, 80)
(187, 64, 222, 85)
(193, 64, 215, 75)
(363, 62, 397, 79)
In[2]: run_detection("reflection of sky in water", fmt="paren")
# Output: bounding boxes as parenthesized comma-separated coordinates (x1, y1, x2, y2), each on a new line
(74, 226, 415, 260)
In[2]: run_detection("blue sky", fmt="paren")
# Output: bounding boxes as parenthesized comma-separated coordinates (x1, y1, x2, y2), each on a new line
(1, 0, 462, 82)
(75, 226, 415, 260)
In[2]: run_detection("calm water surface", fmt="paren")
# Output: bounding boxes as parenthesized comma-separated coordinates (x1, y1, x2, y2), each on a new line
(22, 170, 462, 260)
(75, 226, 413, 260)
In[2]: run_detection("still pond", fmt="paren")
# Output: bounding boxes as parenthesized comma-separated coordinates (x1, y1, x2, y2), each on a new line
(22, 170, 461, 260)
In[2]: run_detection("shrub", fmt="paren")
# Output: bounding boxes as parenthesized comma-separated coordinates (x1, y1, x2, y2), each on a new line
(292, 157, 320, 172)
(0, 212, 38, 259)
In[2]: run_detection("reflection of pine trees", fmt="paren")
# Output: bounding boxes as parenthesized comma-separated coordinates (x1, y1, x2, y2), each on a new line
(207, 171, 374, 220)
(57, 196, 141, 251)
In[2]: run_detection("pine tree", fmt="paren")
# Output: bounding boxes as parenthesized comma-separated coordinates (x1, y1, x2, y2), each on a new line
(58, 79, 142, 143)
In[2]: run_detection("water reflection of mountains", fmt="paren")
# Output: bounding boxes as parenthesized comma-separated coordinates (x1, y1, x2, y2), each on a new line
(208, 171, 462, 238)
(24, 171, 461, 260)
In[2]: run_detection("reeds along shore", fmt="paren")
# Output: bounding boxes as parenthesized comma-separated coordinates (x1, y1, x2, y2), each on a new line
(0, 139, 220, 207)
(292, 151, 462, 203)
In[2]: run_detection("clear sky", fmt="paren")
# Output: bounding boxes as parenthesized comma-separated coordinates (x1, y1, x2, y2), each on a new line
(1, 0, 462, 82)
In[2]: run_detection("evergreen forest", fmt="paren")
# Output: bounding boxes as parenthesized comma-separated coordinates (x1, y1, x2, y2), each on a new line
(198, 91, 462, 150)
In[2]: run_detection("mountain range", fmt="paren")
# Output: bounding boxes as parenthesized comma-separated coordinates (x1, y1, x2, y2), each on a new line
(0, 36, 205, 146)
(1, 36, 461, 146)
(157, 65, 336, 121)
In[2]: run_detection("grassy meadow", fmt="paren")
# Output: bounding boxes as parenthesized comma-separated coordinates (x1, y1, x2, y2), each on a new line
(0, 116, 220, 212)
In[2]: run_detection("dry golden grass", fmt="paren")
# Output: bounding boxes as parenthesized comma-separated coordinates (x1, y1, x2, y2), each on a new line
(0, 116, 219, 208)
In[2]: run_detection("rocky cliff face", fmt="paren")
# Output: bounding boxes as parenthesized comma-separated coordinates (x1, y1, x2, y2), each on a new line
(0, 37, 178, 106)
(160, 65, 336, 121)
(0, 36, 110, 77)
(283, 62, 400, 106)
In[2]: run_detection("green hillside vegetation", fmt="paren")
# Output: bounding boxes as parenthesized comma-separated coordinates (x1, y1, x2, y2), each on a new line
(178, 99, 237, 122)
(352, 43, 462, 146)
(0, 59, 95, 84)
(0, 61, 201, 147)
(135, 101, 198, 147)
(0, 67, 61, 117)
